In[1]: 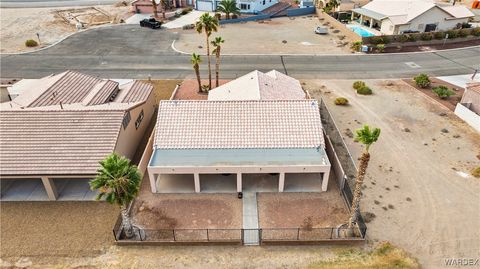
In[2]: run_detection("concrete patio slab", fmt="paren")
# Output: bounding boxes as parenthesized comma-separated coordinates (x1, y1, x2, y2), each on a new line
(156, 174, 195, 193)
(242, 174, 278, 192)
(284, 173, 323, 192)
(199, 174, 237, 193)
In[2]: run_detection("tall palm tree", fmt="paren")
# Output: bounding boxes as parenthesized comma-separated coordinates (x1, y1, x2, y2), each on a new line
(89, 153, 142, 238)
(195, 13, 219, 91)
(160, 0, 166, 19)
(216, 0, 240, 20)
(323, 0, 340, 13)
(348, 125, 381, 229)
(151, 0, 158, 18)
(211, 36, 225, 88)
(191, 53, 202, 93)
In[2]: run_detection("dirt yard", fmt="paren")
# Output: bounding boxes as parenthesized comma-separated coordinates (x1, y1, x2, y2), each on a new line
(173, 79, 231, 100)
(304, 78, 480, 269)
(174, 16, 351, 55)
(402, 77, 464, 111)
(0, 5, 130, 53)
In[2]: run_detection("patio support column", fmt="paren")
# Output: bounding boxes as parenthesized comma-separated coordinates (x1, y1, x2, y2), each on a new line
(194, 173, 200, 193)
(148, 171, 158, 193)
(359, 15, 363, 25)
(278, 172, 285, 192)
(322, 169, 330, 192)
(369, 18, 373, 28)
(236, 173, 242, 192)
(351, 12, 354, 21)
(41, 176, 58, 200)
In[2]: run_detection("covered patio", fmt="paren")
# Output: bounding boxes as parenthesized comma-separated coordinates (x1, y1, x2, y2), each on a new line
(351, 8, 385, 31)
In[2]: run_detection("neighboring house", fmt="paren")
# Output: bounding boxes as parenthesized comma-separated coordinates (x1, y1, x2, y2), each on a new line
(196, 0, 278, 13)
(132, 0, 192, 14)
(455, 82, 480, 132)
(208, 70, 306, 100)
(351, 0, 474, 35)
(147, 100, 331, 194)
(0, 71, 155, 201)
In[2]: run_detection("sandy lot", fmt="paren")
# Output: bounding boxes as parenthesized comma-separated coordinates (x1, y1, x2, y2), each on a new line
(174, 16, 351, 55)
(173, 79, 231, 100)
(0, 5, 130, 53)
(304, 79, 480, 269)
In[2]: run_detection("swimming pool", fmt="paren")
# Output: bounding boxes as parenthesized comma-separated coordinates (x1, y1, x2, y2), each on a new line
(346, 25, 376, 37)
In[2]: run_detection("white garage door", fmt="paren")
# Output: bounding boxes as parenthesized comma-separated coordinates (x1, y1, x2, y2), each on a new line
(196, 0, 214, 11)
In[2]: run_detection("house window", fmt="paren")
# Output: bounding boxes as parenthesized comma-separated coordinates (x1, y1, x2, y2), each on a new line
(135, 110, 144, 130)
(122, 111, 131, 130)
(263, 0, 265, 4)
(240, 3, 249, 9)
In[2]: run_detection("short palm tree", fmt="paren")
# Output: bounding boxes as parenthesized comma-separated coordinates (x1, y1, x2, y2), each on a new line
(216, 0, 240, 20)
(195, 13, 219, 91)
(191, 53, 202, 92)
(89, 153, 142, 238)
(211, 36, 225, 88)
(348, 125, 381, 229)
(323, 0, 340, 13)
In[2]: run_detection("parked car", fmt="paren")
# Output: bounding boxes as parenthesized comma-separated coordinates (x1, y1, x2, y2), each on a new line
(140, 18, 162, 29)
(315, 26, 328, 35)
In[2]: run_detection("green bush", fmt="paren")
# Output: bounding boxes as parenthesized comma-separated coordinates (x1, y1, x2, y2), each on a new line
(432, 86, 455, 99)
(434, 31, 446, 39)
(353, 81, 366, 90)
(420, 33, 433, 41)
(25, 39, 38, 47)
(406, 34, 417, 42)
(472, 166, 480, 178)
(458, 29, 470, 38)
(232, 14, 238, 19)
(376, 44, 385, 53)
(472, 27, 480, 37)
(414, 73, 431, 88)
(357, 86, 373, 95)
(446, 30, 458, 39)
(350, 41, 362, 52)
(370, 36, 390, 45)
(334, 97, 349, 105)
(397, 35, 410, 43)
(181, 8, 192, 15)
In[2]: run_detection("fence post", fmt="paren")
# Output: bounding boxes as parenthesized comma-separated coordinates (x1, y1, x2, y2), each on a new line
(206, 229, 209, 242)
(297, 228, 300, 240)
(241, 229, 244, 244)
(172, 229, 176, 241)
(112, 229, 117, 241)
(330, 228, 334, 239)
(259, 229, 262, 245)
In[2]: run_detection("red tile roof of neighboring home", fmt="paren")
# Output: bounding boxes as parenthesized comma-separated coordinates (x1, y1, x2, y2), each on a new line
(121, 80, 154, 103)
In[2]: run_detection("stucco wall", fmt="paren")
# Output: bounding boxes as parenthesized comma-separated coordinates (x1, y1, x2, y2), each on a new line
(115, 92, 156, 160)
(380, 19, 395, 35)
(396, 6, 468, 33)
(461, 87, 480, 114)
(238, 0, 277, 13)
(455, 103, 480, 132)
(316, 10, 362, 42)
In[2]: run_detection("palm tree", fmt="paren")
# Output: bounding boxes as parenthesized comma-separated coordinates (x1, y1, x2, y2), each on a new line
(160, 0, 166, 19)
(191, 53, 202, 93)
(89, 153, 142, 238)
(323, 0, 340, 13)
(348, 125, 381, 229)
(151, 0, 158, 18)
(211, 36, 225, 88)
(216, 0, 240, 20)
(195, 13, 219, 91)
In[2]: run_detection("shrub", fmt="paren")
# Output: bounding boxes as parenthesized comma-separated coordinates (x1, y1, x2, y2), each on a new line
(350, 41, 362, 52)
(472, 27, 480, 37)
(376, 44, 385, 53)
(180, 9, 190, 15)
(370, 36, 390, 45)
(472, 166, 480, 178)
(334, 97, 349, 105)
(25, 39, 38, 47)
(432, 86, 455, 99)
(434, 31, 446, 39)
(397, 34, 410, 43)
(357, 86, 373, 95)
(353, 81, 366, 90)
(446, 30, 458, 39)
(406, 34, 417, 42)
(458, 29, 470, 38)
(420, 33, 433, 41)
(182, 24, 195, 30)
(413, 73, 431, 88)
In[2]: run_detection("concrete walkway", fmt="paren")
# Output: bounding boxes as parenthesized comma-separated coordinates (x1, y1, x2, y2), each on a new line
(242, 191, 260, 245)
(163, 10, 210, 29)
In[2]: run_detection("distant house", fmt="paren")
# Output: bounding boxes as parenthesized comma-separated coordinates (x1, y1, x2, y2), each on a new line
(147, 100, 331, 194)
(132, 0, 191, 14)
(196, 0, 278, 14)
(0, 71, 155, 201)
(208, 70, 306, 100)
(455, 82, 480, 132)
(351, 0, 474, 35)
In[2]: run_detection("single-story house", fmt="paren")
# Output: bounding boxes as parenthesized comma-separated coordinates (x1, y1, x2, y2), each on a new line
(132, 0, 192, 14)
(147, 100, 331, 194)
(196, 0, 278, 13)
(208, 70, 306, 100)
(455, 82, 480, 132)
(0, 71, 155, 201)
(351, 0, 475, 35)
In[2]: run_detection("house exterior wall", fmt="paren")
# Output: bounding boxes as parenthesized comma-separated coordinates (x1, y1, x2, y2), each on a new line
(238, 0, 277, 13)
(397, 7, 467, 33)
(455, 103, 480, 132)
(461, 88, 480, 114)
(380, 19, 395, 35)
(114, 92, 156, 160)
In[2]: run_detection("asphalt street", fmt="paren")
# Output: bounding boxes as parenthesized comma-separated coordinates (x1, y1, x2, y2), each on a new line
(0, 0, 117, 8)
(1, 25, 479, 79)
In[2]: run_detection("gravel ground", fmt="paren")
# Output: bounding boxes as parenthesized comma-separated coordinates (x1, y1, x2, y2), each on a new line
(173, 79, 230, 100)
(0, 201, 119, 260)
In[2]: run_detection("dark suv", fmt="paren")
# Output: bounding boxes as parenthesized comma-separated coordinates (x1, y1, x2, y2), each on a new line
(140, 18, 162, 29)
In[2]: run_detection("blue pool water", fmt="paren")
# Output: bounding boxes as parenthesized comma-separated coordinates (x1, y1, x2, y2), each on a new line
(347, 25, 376, 37)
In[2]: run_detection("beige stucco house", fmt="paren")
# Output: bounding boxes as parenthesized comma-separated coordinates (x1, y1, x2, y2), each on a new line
(455, 82, 480, 132)
(351, 0, 474, 35)
(0, 71, 155, 200)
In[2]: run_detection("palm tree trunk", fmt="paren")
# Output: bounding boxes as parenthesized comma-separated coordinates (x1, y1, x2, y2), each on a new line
(161, 0, 166, 19)
(121, 206, 134, 238)
(227, 13, 230, 20)
(347, 151, 370, 229)
(215, 49, 220, 87)
(152, 0, 158, 18)
(206, 34, 212, 90)
(195, 65, 202, 92)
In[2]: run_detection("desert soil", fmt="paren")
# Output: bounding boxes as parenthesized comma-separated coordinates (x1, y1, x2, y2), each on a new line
(304, 78, 480, 269)
(0, 5, 130, 53)
(173, 79, 231, 100)
(174, 16, 351, 55)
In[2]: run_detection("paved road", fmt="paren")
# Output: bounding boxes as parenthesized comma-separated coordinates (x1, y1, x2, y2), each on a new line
(1, 25, 479, 79)
(0, 0, 117, 8)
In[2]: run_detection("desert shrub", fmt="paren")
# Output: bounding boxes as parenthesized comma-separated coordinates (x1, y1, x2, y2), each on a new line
(25, 39, 38, 47)
(397, 34, 410, 43)
(458, 29, 470, 38)
(446, 30, 458, 39)
(460, 22, 472, 29)
(180, 9, 190, 15)
(432, 86, 455, 99)
(214, 13, 221, 20)
(232, 14, 238, 19)
(182, 24, 195, 30)
(472, 167, 480, 178)
(353, 81, 366, 90)
(350, 41, 362, 52)
(376, 44, 385, 52)
(434, 31, 446, 39)
(370, 36, 390, 45)
(472, 27, 480, 37)
(201, 84, 210, 92)
(334, 97, 349, 105)
(406, 34, 417, 42)
(357, 86, 373, 95)
(413, 73, 431, 88)
(420, 33, 433, 41)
